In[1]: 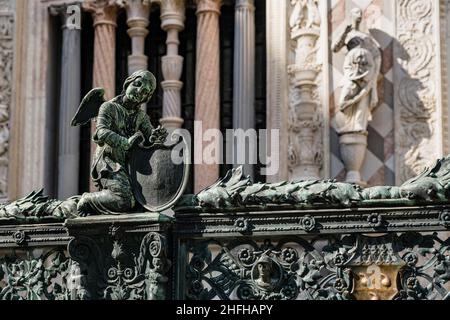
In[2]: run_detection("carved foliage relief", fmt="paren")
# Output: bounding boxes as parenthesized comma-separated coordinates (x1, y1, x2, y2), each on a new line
(395, 0, 440, 183)
(287, 0, 324, 179)
(0, 0, 13, 199)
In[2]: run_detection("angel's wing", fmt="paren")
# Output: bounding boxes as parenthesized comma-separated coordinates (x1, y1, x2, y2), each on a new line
(71, 88, 105, 126)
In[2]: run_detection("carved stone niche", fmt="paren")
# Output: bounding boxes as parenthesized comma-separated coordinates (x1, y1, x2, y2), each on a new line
(65, 213, 173, 300)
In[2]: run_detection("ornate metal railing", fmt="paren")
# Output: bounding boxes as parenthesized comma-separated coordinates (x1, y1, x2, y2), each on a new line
(0, 204, 448, 300)
(174, 205, 450, 300)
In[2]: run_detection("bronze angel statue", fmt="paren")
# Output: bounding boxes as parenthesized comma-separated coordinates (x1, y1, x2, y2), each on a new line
(71, 70, 168, 216)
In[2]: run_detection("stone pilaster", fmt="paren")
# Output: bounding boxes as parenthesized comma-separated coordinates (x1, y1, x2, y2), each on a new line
(83, 0, 118, 191)
(194, 0, 221, 193)
(120, 0, 151, 75)
(50, 3, 82, 199)
(159, 0, 185, 130)
(287, 0, 323, 181)
(394, 0, 446, 184)
(232, 0, 255, 178)
(0, 0, 14, 200)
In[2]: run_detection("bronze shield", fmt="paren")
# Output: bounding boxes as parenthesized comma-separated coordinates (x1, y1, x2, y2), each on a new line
(129, 137, 190, 212)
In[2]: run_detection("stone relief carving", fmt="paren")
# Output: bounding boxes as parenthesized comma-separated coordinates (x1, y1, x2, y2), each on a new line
(287, 0, 323, 180)
(395, 0, 439, 184)
(0, 1, 14, 199)
(289, 0, 320, 30)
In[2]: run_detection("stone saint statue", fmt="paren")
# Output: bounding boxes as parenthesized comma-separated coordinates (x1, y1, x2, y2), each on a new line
(71, 70, 168, 216)
(331, 8, 381, 185)
(332, 8, 381, 134)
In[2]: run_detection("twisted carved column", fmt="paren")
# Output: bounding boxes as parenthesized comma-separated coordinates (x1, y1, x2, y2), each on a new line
(194, 0, 221, 193)
(232, 0, 255, 178)
(83, 0, 118, 191)
(159, 0, 185, 130)
(121, 0, 151, 75)
(49, 3, 82, 199)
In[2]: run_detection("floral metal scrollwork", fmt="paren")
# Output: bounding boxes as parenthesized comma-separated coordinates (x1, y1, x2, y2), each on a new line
(184, 232, 450, 300)
(0, 249, 71, 300)
(103, 232, 171, 300)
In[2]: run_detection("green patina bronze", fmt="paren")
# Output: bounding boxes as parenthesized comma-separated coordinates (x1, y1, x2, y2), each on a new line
(0, 189, 78, 221)
(72, 70, 168, 216)
(3, 153, 450, 220)
(193, 155, 450, 210)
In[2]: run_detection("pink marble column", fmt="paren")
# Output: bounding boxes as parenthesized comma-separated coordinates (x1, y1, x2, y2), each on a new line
(194, 0, 222, 193)
(83, 0, 118, 191)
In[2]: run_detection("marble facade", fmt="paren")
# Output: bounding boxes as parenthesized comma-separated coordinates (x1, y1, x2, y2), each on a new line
(0, 0, 14, 201)
(3, 0, 450, 199)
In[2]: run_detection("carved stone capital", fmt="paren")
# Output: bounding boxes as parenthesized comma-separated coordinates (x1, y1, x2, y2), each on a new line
(83, 0, 118, 27)
(160, 0, 185, 31)
(120, 0, 151, 27)
(235, 0, 254, 11)
(49, 2, 82, 29)
(196, 0, 222, 16)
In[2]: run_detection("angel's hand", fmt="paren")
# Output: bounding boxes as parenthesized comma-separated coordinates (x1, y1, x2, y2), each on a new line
(149, 126, 169, 146)
(125, 131, 144, 150)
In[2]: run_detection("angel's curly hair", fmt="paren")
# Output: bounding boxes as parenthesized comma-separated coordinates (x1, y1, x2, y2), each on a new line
(121, 70, 157, 103)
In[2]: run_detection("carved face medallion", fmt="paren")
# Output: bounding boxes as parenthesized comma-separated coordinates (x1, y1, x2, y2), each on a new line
(251, 255, 282, 291)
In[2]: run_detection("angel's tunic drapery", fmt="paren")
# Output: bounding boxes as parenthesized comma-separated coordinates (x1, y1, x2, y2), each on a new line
(80, 99, 154, 215)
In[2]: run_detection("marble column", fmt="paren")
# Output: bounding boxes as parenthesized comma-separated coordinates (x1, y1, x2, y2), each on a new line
(159, 0, 185, 130)
(265, 0, 288, 182)
(50, 3, 82, 199)
(194, 0, 221, 193)
(121, 0, 150, 75)
(84, 0, 118, 100)
(232, 0, 255, 178)
(83, 0, 118, 191)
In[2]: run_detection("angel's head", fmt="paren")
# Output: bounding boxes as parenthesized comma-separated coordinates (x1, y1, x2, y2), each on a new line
(122, 70, 157, 106)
